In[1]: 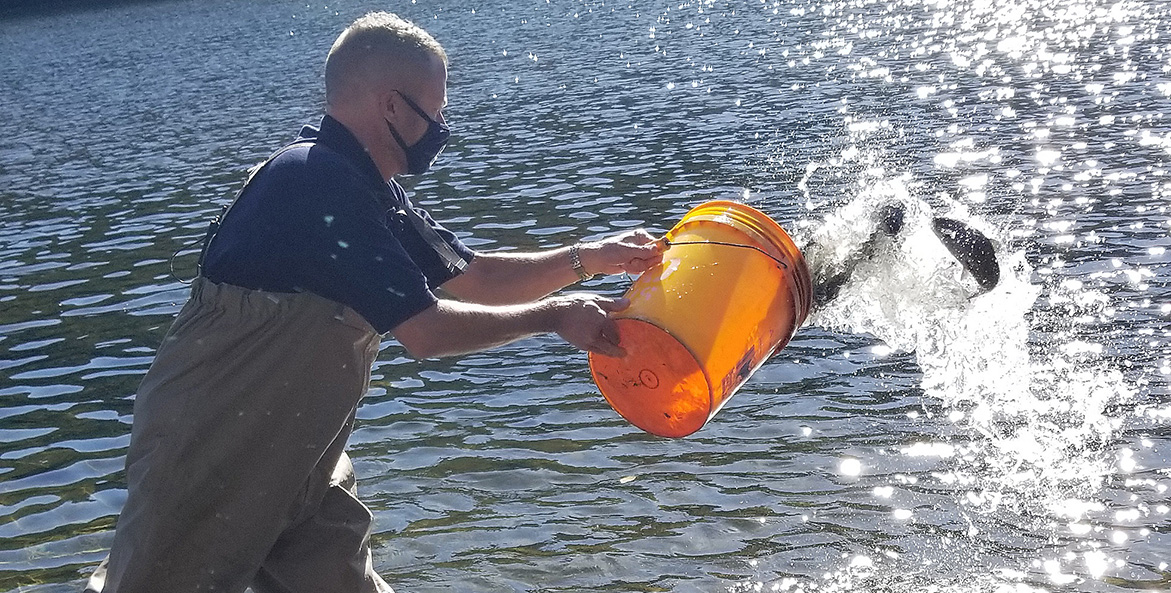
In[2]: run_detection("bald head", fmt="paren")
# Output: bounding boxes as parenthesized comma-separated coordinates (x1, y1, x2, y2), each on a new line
(325, 12, 447, 107)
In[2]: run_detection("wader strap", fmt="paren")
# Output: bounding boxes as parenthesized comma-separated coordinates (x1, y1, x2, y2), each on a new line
(196, 140, 316, 275)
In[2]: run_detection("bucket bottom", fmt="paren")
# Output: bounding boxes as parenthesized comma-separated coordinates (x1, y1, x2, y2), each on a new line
(588, 318, 712, 438)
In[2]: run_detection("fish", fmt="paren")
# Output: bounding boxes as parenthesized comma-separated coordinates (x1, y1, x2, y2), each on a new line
(811, 204, 1000, 308)
(876, 202, 905, 237)
(811, 202, 906, 308)
(930, 217, 1000, 292)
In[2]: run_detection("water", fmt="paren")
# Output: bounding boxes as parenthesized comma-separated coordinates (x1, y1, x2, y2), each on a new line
(1, 0, 1168, 591)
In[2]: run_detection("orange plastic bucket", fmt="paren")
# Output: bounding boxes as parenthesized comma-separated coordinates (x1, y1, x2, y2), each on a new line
(588, 201, 812, 438)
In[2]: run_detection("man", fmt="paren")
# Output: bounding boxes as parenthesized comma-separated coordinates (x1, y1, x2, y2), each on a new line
(85, 11, 662, 593)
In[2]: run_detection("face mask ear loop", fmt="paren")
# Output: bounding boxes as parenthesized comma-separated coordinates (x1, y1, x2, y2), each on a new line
(387, 91, 451, 175)
(385, 119, 412, 153)
(394, 89, 440, 124)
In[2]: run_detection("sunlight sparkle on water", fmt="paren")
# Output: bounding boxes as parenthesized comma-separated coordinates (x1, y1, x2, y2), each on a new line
(1036, 149, 1061, 166)
(1083, 551, 1111, 578)
(1042, 559, 1076, 585)
(839, 458, 862, 476)
(1118, 448, 1137, 472)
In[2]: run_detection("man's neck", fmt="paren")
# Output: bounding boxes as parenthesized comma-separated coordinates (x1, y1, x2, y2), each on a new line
(324, 106, 397, 182)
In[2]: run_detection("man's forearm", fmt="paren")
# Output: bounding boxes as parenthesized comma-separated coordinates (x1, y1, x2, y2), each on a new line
(439, 249, 581, 306)
(393, 298, 557, 358)
(435, 230, 663, 306)
(392, 292, 627, 360)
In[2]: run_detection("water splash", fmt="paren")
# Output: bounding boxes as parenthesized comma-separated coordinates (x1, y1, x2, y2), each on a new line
(802, 179, 1133, 501)
(722, 175, 1144, 591)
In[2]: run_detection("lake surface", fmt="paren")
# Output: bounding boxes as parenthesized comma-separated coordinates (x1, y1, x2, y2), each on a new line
(1, 0, 1168, 591)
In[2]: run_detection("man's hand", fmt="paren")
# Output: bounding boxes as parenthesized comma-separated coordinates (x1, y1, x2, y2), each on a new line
(544, 294, 630, 357)
(579, 229, 665, 277)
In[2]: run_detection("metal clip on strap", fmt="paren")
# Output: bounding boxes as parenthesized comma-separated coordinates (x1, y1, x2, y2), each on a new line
(401, 206, 468, 275)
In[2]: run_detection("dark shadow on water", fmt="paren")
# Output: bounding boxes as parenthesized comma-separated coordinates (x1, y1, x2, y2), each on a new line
(0, 0, 183, 19)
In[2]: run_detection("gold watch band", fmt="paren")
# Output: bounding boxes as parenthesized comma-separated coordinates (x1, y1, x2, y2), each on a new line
(569, 243, 593, 281)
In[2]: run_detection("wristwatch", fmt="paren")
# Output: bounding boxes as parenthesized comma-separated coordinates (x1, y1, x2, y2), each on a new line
(569, 243, 594, 281)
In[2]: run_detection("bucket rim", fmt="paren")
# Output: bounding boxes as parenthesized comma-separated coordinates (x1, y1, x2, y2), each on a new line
(672, 200, 813, 326)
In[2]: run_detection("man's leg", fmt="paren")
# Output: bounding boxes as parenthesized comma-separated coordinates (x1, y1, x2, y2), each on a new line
(251, 453, 393, 593)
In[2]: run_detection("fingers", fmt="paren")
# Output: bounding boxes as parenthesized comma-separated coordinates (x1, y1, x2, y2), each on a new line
(596, 296, 630, 313)
(623, 228, 659, 245)
(631, 240, 666, 259)
(591, 319, 626, 358)
(619, 242, 665, 275)
(590, 303, 625, 357)
(602, 229, 666, 252)
(623, 232, 666, 253)
(620, 254, 661, 275)
(602, 239, 661, 260)
(576, 229, 667, 278)
(610, 237, 666, 272)
(552, 295, 628, 357)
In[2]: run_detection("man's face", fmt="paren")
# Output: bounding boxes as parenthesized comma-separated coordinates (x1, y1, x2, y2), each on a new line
(391, 58, 448, 147)
(380, 56, 449, 177)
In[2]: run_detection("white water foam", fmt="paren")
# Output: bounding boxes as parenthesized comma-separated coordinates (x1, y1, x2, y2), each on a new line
(741, 178, 1142, 591)
(800, 180, 1133, 503)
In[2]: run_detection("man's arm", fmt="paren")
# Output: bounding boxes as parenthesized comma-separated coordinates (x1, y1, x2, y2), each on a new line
(440, 229, 664, 305)
(392, 293, 629, 359)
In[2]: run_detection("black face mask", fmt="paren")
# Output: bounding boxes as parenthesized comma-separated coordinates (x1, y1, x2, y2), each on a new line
(386, 90, 450, 175)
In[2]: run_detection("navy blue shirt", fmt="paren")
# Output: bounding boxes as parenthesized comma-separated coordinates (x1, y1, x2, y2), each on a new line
(202, 115, 475, 333)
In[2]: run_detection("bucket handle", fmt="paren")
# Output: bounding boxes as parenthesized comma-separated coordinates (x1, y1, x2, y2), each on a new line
(663, 239, 789, 269)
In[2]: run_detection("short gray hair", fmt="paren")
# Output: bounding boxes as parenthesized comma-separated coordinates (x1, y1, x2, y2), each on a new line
(325, 12, 447, 103)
